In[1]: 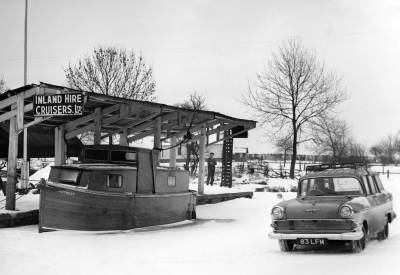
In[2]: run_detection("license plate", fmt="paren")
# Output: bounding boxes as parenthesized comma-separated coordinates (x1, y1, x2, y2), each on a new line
(297, 238, 327, 246)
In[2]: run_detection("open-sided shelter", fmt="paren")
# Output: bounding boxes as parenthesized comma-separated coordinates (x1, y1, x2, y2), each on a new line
(0, 82, 256, 210)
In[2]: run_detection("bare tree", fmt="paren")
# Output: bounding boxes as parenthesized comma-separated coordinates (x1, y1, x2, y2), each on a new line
(311, 114, 349, 163)
(347, 140, 367, 163)
(274, 134, 292, 167)
(244, 40, 346, 178)
(176, 92, 207, 111)
(176, 92, 207, 175)
(372, 134, 397, 164)
(369, 145, 383, 162)
(0, 77, 7, 94)
(65, 46, 156, 101)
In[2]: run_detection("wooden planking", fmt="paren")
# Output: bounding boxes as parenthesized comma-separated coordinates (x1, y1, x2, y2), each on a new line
(64, 103, 120, 131)
(6, 106, 18, 210)
(54, 126, 66, 165)
(169, 135, 177, 167)
(207, 127, 251, 146)
(0, 103, 33, 124)
(38, 183, 195, 231)
(16, 93, 24, 130)
(100, 112, 160, 139)
(197, 126, 206, 195)
(119, 127, 128, 146)
(24, 116, 51, 128)
(93, 107, 101, 145)
(163, 119, 220, 141)
(189, 122, 238, 142)
(0, 87, 36, 110)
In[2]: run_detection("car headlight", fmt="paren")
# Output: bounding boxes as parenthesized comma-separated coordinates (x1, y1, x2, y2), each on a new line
(339, 205, 353, 218)
(271, 206, 285, 220)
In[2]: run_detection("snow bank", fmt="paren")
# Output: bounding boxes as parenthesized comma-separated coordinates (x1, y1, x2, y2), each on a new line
(1, 183, 399, 275)
(29, 164, 52, 183)
(0, 193, 39, 213)
(1, 170, 399, 275)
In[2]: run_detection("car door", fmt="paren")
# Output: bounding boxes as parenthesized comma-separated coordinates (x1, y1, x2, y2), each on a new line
(367, 175, 383, 233)
(371, 175, 390, 228)
(362, 175, 380, 235)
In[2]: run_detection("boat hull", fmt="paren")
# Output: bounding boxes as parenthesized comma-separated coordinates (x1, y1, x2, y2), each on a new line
(38, 183, 196, 232)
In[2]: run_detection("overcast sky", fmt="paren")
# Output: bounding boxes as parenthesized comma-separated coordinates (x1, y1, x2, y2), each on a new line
(1, 0, 399, 153)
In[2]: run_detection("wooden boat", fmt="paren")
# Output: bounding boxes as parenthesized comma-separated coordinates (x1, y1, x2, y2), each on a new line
(38, 145, 196, 232)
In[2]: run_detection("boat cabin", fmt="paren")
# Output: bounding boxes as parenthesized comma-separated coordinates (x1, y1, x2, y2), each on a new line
(48, 145, 190, 195)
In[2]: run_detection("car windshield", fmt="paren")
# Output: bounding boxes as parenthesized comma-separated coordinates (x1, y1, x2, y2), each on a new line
(299, 177, 364, 196)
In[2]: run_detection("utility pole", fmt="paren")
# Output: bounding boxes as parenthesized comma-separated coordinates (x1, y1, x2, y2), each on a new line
(22, 0, 29, 189)
(24, 0, 28, 85)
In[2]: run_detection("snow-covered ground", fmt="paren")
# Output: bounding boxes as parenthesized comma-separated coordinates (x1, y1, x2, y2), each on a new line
(1, 172, 400, 275)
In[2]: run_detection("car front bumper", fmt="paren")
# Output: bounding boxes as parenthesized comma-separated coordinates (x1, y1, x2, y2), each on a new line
(268, 231, 364, 241)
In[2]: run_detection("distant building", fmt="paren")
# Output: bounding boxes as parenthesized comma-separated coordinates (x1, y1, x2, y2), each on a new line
(160, 143, 223, 162)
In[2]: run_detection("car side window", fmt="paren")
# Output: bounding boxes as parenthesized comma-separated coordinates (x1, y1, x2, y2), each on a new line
(367, 176, 378, 194)
(373, 175, 385, 191)
(362, 176, 371, 195)
(368, 176, 380, 193)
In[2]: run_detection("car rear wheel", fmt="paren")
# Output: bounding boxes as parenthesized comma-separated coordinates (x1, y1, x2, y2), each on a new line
(378, 222, 389, 240)
(279, 240, 295, 252)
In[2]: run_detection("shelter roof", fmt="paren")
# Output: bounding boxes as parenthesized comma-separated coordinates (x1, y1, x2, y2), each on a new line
(0, 82, 256, 158)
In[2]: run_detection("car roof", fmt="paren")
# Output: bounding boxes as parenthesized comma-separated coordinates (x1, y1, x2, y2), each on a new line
(300, 168, 377, 180)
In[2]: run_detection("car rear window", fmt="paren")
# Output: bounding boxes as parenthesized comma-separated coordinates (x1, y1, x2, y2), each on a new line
(299, 177, 363, 196)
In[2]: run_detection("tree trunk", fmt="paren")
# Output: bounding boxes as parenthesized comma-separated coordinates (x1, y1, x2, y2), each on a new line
(290, 130, 297, 179)
(283, 150, 287, 167)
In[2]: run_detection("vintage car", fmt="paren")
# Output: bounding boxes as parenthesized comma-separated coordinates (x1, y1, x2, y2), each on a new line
(268, 164, 396, 252)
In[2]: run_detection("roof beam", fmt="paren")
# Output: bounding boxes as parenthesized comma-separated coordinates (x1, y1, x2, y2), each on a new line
(162, 119, 220, 141)
(0, 87, 37, 110)
(207, 126, 251, 146)
(127, 111, 177, 136)
(0, 103, 33, 124)
(99, 112, 160, 139)
(64, 103, 120, 131)
(189, 123, 238, 142)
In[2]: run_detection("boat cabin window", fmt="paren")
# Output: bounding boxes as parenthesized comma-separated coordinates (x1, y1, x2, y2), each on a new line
(167, 176, 176, 187)
(110, 151, 137, 163)
(49, 168, 80, 185)
(106, 174, 123, 188)
(85, 149, 109, 161)
(299, 177, 363, 196)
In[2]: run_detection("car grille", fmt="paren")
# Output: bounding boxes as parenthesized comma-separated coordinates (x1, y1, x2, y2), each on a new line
(272, 219, 355, 234)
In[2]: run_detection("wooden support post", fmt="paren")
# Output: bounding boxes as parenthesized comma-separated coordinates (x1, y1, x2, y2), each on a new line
(93, 107, 101, 145)
(153, 116, 162, 164)
(169, 135, 177, 168)
(198, 126, 206, 195)
(6, 111, 18, 210)
(54, 125, 66, 165)
(119, 128, 128, 146)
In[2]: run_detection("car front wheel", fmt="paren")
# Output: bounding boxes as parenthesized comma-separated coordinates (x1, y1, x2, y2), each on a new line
(351, 227, 366, 253)
(279, 240, 295, 252)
